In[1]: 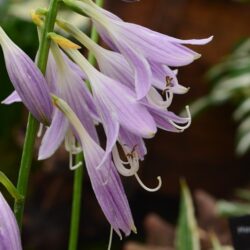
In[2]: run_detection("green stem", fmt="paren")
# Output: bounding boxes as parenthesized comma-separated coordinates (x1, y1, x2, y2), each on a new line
(14, 0, 60, 229)
(68, 155, 84, 250)
(87, 0, 104, 65)
(68, 1, 104, 249)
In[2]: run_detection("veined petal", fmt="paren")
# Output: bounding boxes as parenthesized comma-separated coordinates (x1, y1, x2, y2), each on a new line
(51, 42, 99, 140)
(56, 20, 134, 90)
(91, 73, 157, 138)
(109, 21, 200, 66)
(85, 2, 211, 66)
(45, 52, 57, 93)
(0, 27, 52, 124)
(96, 49, 134, 90)
(38, 110, 69, 160)
(146, 104, 191, 132)
(94, 96, 120, 167)
(2, 90, 21, 105)
(0, 192, 22, 250)
(64, 49, 157, 139)
(109, 31, 152, 99)
(53, 95, 135, 236)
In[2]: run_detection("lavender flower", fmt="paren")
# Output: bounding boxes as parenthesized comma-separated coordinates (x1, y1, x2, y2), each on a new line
(63, 0, 212, 100)
(0, 193, 22, 250)
(64, 48, 157, 169)
(57, 20, 192, 145)
(0, 27, 53, 124)
(52, 95, 136, 237)
(38, 41, 98, 164)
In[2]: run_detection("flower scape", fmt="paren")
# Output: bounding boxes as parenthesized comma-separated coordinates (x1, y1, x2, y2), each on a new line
(0, 0, 212, 247)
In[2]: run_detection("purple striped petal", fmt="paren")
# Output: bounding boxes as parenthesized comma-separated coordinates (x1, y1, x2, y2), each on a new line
(53, 96, 135, 237)
(94, 96, 120, 167)
(0, 27, 52, 124)
(90, 72, 157, 138)
(38, 110, 69, 160)
(0, 193, 22, 250)
(96, 49, 134, 89)
(145, 103, 190, 132)
(108, 31, 152, 99)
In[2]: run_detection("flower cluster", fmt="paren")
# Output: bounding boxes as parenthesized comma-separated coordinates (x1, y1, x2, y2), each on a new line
(0, 0, 212, 237)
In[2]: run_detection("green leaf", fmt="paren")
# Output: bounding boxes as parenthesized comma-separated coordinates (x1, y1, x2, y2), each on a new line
(210, 233, 223, 250)
(217, 200, 250, 217)
(176, 180, 200, 250)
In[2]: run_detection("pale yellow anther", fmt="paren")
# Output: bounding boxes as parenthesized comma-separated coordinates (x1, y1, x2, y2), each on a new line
(49, 33, 81, 50)
(31, 11, 43, 27)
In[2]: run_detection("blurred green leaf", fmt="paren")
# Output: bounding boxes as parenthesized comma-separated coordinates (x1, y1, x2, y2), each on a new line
(190, 38, 250, 157)
(176, 180, 200, 250)
(210, 233, 223, 250)
(217, 200, 250, 217)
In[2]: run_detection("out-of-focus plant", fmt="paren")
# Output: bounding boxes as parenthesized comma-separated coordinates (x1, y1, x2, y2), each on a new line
(217, 188, 250, 217)
(176, 180, 233, 250)
(190, 39, 250, 156)
(176, 180, 200, 250)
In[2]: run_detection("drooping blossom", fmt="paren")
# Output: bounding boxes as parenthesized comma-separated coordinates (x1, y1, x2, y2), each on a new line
(56, 20, 192, 173)
(52, 95, 136, 237)
(63, 47, 157, 169)
(0, 193, 22, 250)
(37, 41, 99, 165)
(0, 27, 53, 124)
(0, 0, 212, 238)
(63, 0, 212, 99)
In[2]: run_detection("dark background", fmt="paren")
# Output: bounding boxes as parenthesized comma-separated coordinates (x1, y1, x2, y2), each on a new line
(1, 0, 250, 249)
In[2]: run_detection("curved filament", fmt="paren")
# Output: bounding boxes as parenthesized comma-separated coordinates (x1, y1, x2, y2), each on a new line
(112, 145, 139, 176)
(168, 105, 191, 131)
(69, 152, 83, 170)
(135, 174, 162, 192)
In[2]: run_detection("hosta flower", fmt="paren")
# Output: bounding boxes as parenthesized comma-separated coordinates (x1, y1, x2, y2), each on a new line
(64, 47, 157, 168)
(52, 95, 136, 237)
(57, 20, 192, 140)
(57, 19, 187, 96)
(38, 41, 99, 163)
(63, 0, 212, 99)
(0, 27, 53, 124)
(0, 192, 22, 250)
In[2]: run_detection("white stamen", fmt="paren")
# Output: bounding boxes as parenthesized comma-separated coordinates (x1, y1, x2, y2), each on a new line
(135, 174, 162, 192)
(164, 89, 174, 108)
(107, 227, 113, 250)
(37, 123, 44, 138)
(69, 152, 83, 170)
(65, 130, 82, 154)
(112, 145, 139, 177)
(168, 105, 192, 131)
(147, 87, 173, 109)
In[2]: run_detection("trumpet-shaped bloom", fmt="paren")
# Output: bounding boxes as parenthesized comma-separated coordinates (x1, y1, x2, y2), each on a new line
(64, 0, 212, 99)
(38, 42, 98, 160)
(0, 27, 53, 124)
(64, 48, 157, 167)
(0, 193, 22, 250)
(53, 95, 136, 237)
(57, 20, 188, 98)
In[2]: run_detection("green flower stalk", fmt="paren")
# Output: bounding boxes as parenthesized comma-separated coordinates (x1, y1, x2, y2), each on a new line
(13, 0, 60, 229)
